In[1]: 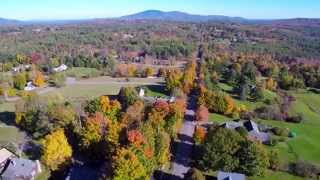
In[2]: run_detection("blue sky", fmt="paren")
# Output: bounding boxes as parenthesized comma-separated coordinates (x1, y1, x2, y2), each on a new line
(1, 0, 319, 20)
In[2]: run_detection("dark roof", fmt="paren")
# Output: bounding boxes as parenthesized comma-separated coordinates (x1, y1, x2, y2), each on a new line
(243, 120, 259, 132)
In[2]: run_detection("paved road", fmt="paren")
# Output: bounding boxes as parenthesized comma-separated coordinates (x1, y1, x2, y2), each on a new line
(169, 95, 197, 179)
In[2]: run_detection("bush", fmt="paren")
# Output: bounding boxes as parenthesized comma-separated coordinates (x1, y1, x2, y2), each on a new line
(50, 73, 66, 87)
(7, 88, 17, 97)
(271, 127, 289, 137)
(269, 150, 281, 171)
(235, 126, 248, 137)
(286, 113, 304, 123)
(292, 160, 320, 178)
(185, 168, 205, 180)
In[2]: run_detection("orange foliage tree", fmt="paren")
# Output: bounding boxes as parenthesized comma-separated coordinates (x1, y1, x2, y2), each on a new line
(196, 105, 209, 122)
(33, 71, 45, 87)
(182, 61, 197, 93)
(127, 130, 145, 147)
(194, 126, 206, 144)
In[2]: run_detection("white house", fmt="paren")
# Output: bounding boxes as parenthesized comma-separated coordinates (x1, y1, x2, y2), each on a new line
(24, 82, 36, 91)
(53, 64, 68, 72)
(139, 88, 145, 97)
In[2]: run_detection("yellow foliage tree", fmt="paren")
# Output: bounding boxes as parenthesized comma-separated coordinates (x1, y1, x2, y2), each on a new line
(127, 64, 137, 77)
(33, 71, 45, 87)
(143, 67, 154, 77)
(41, 129, 72, 171)
(265, 77, 277, 91)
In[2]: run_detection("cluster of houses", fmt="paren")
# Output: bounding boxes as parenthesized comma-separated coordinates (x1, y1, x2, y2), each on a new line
(11, 64, 68, 92)
(0, 148, 41, 180)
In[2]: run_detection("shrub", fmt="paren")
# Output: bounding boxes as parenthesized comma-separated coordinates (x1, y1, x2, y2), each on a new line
(185, 168, 205, 180)
(269, 150, 281, 171)
(286, 113, 304, 123)
(271, 127, 289, 137)
(292, 160, 320, 178)
(7, 88, 17, 97)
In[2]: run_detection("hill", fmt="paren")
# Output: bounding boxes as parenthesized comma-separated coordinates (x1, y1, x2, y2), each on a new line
(119, 10, 247, 23)
(0, 17, 21, 25)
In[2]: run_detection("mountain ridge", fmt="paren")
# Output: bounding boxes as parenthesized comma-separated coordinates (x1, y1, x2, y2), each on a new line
(0, 10, 320, 26)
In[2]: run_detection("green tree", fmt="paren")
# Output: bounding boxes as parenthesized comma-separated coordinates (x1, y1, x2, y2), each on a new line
(200, 128, 243, 172)
(14, 73, 26, 90)
(237, 140, 269, 176)
(118, 87, 139, 108)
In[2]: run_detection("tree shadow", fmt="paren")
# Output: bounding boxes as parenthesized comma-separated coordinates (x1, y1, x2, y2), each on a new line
(23, 141, 41, 160)
(0, 111, 16, 126)
(171, 141, 194, 167)
(177, 134, 194, 144)
(153, 170, 182, 180)
(143, 85, 169, 97)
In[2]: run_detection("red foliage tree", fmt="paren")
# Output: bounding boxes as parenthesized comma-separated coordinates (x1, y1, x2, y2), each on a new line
(153, 100, 170, 116)
(127, 130, 144, 147)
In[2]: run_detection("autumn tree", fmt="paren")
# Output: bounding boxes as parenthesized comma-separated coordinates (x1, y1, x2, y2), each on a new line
(165, 98, 186, 138)
(33, 71, 45, 87)
(41, 129, 72, 171)
(80, 112, 107, 148)
(204, 91, 235, 115)
(164, 69, 183, 93)
(99, 96, 121, 121)
(127, 130, 145, 147)
(112, 148, 147, 180)
(265, 77, 277, 91)
(196, 105, 209, 122)
(194, 126, 206, 144)
(182, 61, 197, 93)
(127, 64, 137, 77)
(143, 67, 154, 77)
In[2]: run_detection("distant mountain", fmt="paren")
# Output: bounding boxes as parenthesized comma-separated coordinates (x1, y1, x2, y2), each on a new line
(0, 18, 21, 25)
(119, 10, 247, 23)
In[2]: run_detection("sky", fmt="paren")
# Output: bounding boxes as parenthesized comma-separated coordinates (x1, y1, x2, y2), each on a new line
(0, 0, 319, 20)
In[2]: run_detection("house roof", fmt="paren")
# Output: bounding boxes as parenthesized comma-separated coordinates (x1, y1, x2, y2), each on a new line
(243, 120, 259, 132)
(0, 148, 15, 165)
(217, 171, 246, 180)
(1, 158, 37, 180)
(221, 121, 242, 130)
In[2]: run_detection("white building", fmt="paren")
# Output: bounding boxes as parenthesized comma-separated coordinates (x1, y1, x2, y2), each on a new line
(24, 82, 36, 91)
(53, 64, 68, 72)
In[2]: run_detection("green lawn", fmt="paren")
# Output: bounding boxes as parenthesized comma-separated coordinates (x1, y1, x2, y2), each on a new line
(47, 84, 123, 101)
(141, 85, 169, 98)
(66, 67, 101, 79)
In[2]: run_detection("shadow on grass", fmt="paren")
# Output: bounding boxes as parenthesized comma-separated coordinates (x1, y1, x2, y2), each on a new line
(0, 111, 16, 126)
(153, 170, 182, 180)
(143, 85, 169, 97)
